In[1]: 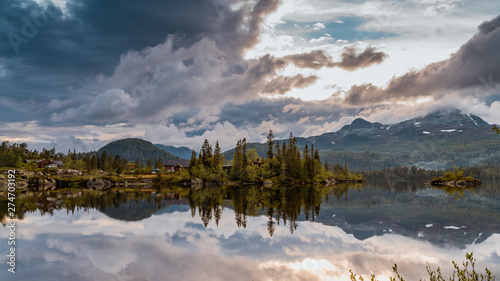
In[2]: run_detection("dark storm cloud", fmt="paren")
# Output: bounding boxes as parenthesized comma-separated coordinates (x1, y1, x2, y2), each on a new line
(214, 0, 281, 57)
(0, 0, 280, 123)
(0, 0, 221, 124)
(343, 14, 500, 105)
(1, 0, 224, 74)
(1, 0, 385, 130)
(50, 40, 320, 124)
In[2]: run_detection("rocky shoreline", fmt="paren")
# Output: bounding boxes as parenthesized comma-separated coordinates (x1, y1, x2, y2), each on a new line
(0, 169, 153, 192)
(1, 169, 366, 193)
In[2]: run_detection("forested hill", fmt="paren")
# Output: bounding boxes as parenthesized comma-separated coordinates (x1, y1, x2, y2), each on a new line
(223, 109, 500, 170)
(154, 144, 195, 160)
(98, 138, 178, 164)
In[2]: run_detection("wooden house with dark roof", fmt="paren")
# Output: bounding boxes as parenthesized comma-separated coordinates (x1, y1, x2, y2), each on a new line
(164, 159, 190, 172)
(36, 160, 64, 168)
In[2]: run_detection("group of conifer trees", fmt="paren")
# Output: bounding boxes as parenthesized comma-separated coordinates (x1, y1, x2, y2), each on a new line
(259, 130, 328, 182)
(188, 130, 329, 182)
(188, 140, 226, 180)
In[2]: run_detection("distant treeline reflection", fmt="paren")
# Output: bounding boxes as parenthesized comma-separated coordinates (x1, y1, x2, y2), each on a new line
(2, 180, 498, 237)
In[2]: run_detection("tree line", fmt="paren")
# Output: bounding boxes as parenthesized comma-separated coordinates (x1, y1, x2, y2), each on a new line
(188, 131, 360, 183)
(0, 140, 166, 174)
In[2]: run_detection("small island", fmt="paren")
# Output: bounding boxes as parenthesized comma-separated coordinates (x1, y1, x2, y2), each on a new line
(426, 167, 481, 188)
(185, 131, 365, 187)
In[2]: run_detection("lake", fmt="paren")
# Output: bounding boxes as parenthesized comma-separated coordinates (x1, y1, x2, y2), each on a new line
(1, 180, 499, 280)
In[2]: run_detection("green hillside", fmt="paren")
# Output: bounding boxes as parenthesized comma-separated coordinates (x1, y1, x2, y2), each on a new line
(154, 144, 195, 160)
(98, 138, 178, 164)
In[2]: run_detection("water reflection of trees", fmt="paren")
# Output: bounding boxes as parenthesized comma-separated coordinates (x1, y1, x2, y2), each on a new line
(187, 185, 333, 236)
(1, 184, 333, 234)
(3, 181, 499, 238)
(0, 190, 157, 225)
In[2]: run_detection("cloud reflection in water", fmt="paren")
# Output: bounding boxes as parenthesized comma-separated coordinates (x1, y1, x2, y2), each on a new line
(1, 206, 499, 281)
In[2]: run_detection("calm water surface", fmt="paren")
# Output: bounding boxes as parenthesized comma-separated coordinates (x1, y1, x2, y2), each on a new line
(1, 181, 499, 281)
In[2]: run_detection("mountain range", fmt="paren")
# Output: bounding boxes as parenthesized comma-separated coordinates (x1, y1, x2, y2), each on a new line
(97, 109, 499, 170)
(154, 144, 197, 159)
(222, 109, 500, 170)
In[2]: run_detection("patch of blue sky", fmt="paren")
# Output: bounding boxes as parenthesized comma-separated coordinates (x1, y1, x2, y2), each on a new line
(278, 17, 398, 43)
(482, 94, 500, 106)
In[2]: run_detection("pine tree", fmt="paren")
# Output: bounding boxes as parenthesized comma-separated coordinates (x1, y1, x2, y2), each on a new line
(314, 149, 320, 161)
(275, 141, 282, 175)
(90, 155, 97, 170)
(100, 151, 108, 170)
(303, 145, 311, 179)
(113, 155, 122, 173)
(282, 141, 288, 179)
(189, 149, 198, 167)
(156, 157, 163, 169)
(212, 141, 222, 170)
(241, 138, 247, 167)
(231, 140, 243, 180)
(266, 130, 274, 160)
(201, 139, 212, 168)
(189, 149, 198, 176)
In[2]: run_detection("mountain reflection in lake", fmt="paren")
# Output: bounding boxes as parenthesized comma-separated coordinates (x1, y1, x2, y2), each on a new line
(1, 182, 499, 280)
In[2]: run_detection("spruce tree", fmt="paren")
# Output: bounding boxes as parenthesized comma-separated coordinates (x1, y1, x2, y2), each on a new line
(212, 141, 222, 170)
(266, 130, 274, 160)
(241, 138, 247, 167)
(201, 139, 212, 168)
(189, 149, 198, 176)
(303, 145, 311, 179)
(231, 140, 242, 180)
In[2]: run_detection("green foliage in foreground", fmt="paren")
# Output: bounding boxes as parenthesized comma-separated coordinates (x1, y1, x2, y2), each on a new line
(349, 253, 494, 281)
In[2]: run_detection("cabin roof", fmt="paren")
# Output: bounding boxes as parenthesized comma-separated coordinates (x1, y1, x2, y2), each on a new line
(164, 159, 190, 167)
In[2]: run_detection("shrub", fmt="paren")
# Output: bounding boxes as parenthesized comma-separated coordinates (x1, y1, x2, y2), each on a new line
(349, 253, 494, 281)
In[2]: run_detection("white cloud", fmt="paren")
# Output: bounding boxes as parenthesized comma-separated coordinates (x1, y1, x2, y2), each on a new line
(309, 36, 335, 44)
(249, 0, 498, 104)
(299, 116, 354, 137)
(313, 22, 326, 30)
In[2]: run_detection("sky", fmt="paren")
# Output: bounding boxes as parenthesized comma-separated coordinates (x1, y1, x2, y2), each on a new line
(1, 0, 500, 152)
